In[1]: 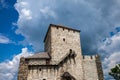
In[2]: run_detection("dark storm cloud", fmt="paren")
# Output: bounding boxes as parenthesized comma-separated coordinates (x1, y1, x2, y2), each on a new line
(14, 0, 119, 53)
(14, 0, 120, 56)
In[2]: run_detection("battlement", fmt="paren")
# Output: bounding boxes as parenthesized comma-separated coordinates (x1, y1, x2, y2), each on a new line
(44, 24, 80, 42)
(82, 55, 99, 60)
(50, 24, 80, 32)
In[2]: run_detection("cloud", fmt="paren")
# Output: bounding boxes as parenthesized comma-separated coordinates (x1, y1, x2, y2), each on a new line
(0, 34, 11, 44)
(103, 52, 120, 79)
(16, 1, 32, 20)
(14, 0, 120, 53)
(0, 48, 33, 80)
(99, 32, 120, 79)
(14, 0, 120, 79)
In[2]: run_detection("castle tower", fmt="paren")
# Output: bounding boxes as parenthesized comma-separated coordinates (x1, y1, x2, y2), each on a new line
(44, 24, 82, 63)
(44, 24, 83, 79)
(18, 24, 104, 80)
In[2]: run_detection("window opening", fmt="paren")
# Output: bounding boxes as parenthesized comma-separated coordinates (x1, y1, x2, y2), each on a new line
(39, 68, 41, 71)
(70, 49, 72, 53)
(91, 56, 93, 59)
(63, 38, 65, 41)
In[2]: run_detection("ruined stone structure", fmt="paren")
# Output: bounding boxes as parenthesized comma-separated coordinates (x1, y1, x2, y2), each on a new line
(18, 24, 104, 80)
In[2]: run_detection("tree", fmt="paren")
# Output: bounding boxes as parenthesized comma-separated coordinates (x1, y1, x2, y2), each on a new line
(109, 64, 120, 80)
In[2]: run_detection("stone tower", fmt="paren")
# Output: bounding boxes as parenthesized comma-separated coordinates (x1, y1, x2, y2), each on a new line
(18, 24, 104, 80)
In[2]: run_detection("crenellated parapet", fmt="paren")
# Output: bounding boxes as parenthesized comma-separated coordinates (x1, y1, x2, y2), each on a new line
(82, 55, 98, 60)
(82, 54, 104, 80)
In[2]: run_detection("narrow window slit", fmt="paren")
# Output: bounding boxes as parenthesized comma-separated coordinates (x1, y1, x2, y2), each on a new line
(39, 68, 41, 71)
(63, 38, 65, 41)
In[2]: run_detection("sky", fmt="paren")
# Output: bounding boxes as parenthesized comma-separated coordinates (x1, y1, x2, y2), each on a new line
(0, 0, 120, 80)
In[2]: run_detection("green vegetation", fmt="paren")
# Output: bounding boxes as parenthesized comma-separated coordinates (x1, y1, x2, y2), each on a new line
(109, 64, 120, 80)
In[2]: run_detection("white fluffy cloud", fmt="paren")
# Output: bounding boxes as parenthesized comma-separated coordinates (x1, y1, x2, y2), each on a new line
(15, 1, 32, 20)
(0, 34, 11, 44)
(99, 32, 120, 79)
(0, 48, 33, 80)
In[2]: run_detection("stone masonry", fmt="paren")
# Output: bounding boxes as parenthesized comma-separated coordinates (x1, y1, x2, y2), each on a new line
(17, 24, 104, 80)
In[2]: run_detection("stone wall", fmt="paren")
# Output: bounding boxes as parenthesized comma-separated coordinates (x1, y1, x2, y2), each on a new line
(50, 25, 82, 63)
(44, 26, 51, 54)
(83, 55, 98, 80)
(95, 55, 104, 80)
(19, 55, 104, 80)
(27, 65, 59, 80)
(28, 59, 46, 65)
(82, 55, 104, 80)
(27, 53, 82, 80)
(50, 25, 83, 79)
(18, 57, 28, 80)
